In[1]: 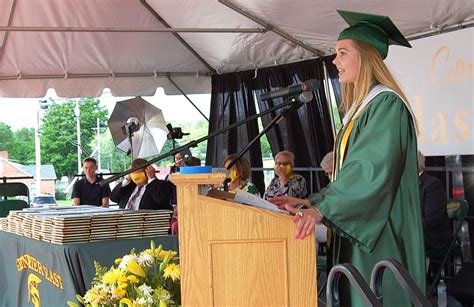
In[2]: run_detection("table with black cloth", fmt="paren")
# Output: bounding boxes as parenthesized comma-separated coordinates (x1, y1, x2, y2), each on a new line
(0, 230, 179, 306)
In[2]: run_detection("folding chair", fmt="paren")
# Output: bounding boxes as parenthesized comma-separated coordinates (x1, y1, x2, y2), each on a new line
(0, 182, 30, 217)
(426, 199, 469, 296)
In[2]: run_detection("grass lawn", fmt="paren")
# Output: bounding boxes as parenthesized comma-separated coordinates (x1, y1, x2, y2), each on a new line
(57, 199, 73, 206)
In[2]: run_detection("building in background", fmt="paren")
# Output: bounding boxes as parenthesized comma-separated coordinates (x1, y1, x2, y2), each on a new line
(0, 151, 57, 196)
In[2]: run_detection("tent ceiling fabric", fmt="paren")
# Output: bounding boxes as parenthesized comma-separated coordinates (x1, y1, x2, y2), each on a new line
(0, 0, 472, 98)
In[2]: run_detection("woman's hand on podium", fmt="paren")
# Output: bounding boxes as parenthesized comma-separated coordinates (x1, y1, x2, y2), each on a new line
(269, 196, 322, 240)
(269, 195, 308, 210)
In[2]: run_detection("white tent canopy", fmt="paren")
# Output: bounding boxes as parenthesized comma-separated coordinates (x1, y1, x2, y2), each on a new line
(0, 0, 473, 97)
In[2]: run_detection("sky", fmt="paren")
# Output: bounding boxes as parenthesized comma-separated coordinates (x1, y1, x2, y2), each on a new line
(0, 88, 211, 131)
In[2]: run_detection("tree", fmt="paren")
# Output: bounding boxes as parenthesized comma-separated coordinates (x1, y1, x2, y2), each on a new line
(41, 98, 108, 178)
(0, 122, 14, 151)
(96, 130, 132, 173)
(9, 128, 35, 164)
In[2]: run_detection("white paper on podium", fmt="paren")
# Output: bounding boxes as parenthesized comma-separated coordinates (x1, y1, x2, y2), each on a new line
(234, 190, 289, 215)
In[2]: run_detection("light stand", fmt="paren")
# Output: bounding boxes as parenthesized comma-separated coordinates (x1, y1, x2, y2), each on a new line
(121, 117, 140, 160)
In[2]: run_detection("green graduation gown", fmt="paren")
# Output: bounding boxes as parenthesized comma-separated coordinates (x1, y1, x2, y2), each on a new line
(309, 89, 425, 306)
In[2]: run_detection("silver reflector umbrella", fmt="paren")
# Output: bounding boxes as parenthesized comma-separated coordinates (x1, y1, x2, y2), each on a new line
(108, 97, 168, 159)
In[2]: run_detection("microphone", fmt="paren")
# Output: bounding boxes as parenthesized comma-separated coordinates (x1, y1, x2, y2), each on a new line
(260, 79, 320, 100)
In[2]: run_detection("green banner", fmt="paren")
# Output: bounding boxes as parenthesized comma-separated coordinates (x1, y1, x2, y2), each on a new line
(0, 231, 178, 306)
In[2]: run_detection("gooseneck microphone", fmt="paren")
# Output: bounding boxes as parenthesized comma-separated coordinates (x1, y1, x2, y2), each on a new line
(260, 79, 320, 100)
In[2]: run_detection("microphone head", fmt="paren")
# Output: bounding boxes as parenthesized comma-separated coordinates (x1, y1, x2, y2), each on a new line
(303, 79, 320, 91)
(298, 91, 314, 103)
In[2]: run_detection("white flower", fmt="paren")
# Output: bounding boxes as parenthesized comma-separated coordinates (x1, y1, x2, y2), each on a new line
(137, 253, 154, 267)
(138, 283, 153, 296)
(97, 283, 110, 293)
(119, 254, 137, 270)
(137, 296, 154, 306)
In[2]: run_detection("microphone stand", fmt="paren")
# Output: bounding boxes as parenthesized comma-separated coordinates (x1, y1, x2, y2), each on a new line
(99, 96, 305, 187)
(222, 96, 306, 191)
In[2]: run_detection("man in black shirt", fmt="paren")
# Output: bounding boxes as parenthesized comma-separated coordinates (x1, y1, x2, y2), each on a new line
(72, 157, 111, 206)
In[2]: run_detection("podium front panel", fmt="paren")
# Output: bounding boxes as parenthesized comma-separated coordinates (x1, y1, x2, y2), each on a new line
(171, 173, 317, 307)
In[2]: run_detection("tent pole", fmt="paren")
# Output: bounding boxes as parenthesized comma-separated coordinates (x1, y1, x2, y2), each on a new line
(218, 0, 324, 56)
(322, 61, 336, 138)
(140, 0, 217, 74)
(167, 76, 209, 122)
(0, 0, 16, 52)
(0, 26, 266, 33)
(0, 71, 212, 81)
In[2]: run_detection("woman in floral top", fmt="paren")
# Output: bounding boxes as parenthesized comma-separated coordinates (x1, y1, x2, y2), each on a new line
(263, 150, 307, 200)
(223, 154, 259, 195)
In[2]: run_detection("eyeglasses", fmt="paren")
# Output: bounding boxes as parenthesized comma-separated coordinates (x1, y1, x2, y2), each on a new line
(275, 161, 291, 166)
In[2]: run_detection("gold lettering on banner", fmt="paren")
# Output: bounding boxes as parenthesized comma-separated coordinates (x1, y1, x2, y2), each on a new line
(28, 273, 42, 307)
(413, 94, 426, 144)
(431, 46, 473, 87)
(431, 46, 449, 87)
(454, 109, 470, 143)
(16, 254, 64, 290)
(432, 112, 448, 143)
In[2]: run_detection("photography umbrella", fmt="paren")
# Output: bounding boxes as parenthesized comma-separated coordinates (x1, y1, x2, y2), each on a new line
(108, 97, 168, 159)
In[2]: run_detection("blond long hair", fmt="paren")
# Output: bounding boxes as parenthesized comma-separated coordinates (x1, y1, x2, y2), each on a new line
(341, 40, 417, 131)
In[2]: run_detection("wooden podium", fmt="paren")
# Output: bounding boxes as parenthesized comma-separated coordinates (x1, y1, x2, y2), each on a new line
(171, 173, 317, 306)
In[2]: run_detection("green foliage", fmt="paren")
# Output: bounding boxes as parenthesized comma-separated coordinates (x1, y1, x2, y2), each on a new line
(0, 122, 14, 151)
(97, 130, 131, 173)
(92, 260, 109, 285)
(10, 128, 35, 164)
(0, 123, 34, 164)
(41, 98, 108, 178)
(257, 119, 273, 158)
(55, 189, 67, 200)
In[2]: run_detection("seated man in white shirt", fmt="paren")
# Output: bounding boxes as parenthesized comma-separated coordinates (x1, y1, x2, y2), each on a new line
(110, 158, 174, 210)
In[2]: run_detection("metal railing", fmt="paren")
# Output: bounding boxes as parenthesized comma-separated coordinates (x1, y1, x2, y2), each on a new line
(327, 259, 431, 306)
(371, 259, 431, 306)
(326, 263, 382, 307)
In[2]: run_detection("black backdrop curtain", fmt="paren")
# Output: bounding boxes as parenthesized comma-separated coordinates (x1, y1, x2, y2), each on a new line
(206, 55, 339, 193)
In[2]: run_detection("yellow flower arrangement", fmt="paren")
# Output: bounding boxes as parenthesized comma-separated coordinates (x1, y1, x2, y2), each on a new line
(67, 241, 180, 307)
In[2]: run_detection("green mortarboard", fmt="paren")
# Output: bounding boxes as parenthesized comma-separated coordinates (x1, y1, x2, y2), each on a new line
(337, 10, 411, 59)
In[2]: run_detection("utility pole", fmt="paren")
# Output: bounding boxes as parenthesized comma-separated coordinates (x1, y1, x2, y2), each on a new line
(97, 118, 101, 171)
(34, 104, 42, 195)
(75, 100, 81, 173)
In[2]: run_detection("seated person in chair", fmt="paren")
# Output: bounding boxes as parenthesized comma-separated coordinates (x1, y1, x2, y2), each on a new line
(223, 154, 259, 195)
(110, 158, 174, 210)
(418, 151, 452, 250)
(263, 150, 307, 200)
(418, 151, 453, 284)
(72, 157, 111, 207)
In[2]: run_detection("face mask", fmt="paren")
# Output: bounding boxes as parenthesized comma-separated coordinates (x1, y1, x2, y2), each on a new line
(275, 164, 292, 176)
(229, 169, 238, 181)
(130, 172, 147, 185)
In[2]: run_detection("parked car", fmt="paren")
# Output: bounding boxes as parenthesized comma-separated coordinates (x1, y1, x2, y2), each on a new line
(30, 195, 57, 208)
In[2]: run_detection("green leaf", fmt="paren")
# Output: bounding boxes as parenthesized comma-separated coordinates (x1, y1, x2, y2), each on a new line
(66, 301, 79, 307)
(75, 294, 84, 304)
